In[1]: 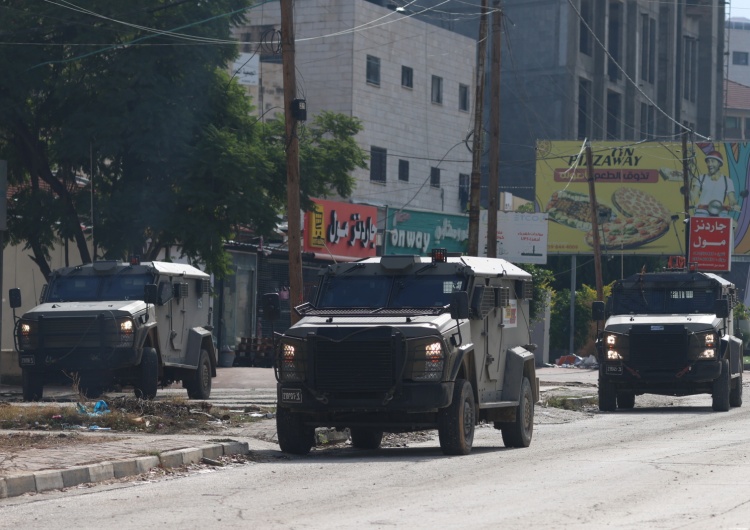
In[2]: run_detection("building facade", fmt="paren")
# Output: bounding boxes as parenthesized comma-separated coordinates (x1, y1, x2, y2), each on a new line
(380, 0, 726, 202)
(232, 0, 476, 217)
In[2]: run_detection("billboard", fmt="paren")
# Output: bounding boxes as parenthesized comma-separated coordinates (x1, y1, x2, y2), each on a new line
(303, 199, 378, 260)
(536, 141, 750, 256)
(385, 209, 468, 255)
(478, 211, 549, 264)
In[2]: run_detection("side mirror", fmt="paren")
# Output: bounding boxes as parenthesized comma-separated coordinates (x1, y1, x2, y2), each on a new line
(9, 288, 21, 309)
(262, 292, 281, 321)
(450, 291, 470, 320)
(144, 284, 158, 305)
(715, 299, 730, 319)
(592, 301, 606, 321)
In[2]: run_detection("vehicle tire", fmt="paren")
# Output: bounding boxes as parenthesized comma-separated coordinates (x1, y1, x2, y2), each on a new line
(276, 406, 314, 455)
(134, 347, 159, 400)
(712, 359, 731, 412)
(617, 392, 635, 409)
(22, 369, 44, 402)
(598, 377, 617, 412)
(438, 378, 475, 456)
(500, 376, 534, 448)
(350, 428, 384, 450)
(730, 373, 743, 408)
(186, 349, 212, 400)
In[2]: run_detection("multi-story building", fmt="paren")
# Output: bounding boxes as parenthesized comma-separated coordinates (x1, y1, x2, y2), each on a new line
(232, 0, 476, 215)
(383, 0, 726, 203)
(727, 17, 750, 88)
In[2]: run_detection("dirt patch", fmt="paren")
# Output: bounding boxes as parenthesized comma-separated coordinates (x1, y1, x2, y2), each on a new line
(0, 432, 104, 453)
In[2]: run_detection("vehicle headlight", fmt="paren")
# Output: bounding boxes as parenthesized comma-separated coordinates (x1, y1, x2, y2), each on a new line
(280, 340, 306, 382)
(114, 317, 136, 347)
(604, 333, 627, 361)
(409, 340, 445, 381)
(17, 320, 36, 349)
(691, 331, 717, 360)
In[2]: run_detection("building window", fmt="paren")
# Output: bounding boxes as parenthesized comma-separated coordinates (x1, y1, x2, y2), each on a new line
(367, 55, 380, 86)
(683, 37, 697, 103)
(726, 116, 742, 139)
(578, 78, 591, 140)
(370, 146, 387, 183)
(607, 2, 622, 81)
(402, 66, 413, 88)
(431, 75, 443, 104)
(430, 167, 441, 188)
(398, 159, 409, 182)
(606, 91, 621, 140)
(733, 51, 749, 66)
(459, 173, 470, 211)
(459, 83, 470, 111)
(640, 103, 655, 139)
(641, 15, 655, 84)
(241, 32, 252, 53)
(579, 0, 592, 56)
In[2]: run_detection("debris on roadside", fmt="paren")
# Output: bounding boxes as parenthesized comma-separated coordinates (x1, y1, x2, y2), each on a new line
(554, 354, 598, 369)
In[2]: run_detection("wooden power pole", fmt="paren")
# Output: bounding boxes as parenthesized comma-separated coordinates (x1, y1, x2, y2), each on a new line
(585, 141, 604, 301)
(281, 0, 303, 324)
(681, 130, 691, 261)
(467, 0, 489, 256)
(487, 2, 502, 258)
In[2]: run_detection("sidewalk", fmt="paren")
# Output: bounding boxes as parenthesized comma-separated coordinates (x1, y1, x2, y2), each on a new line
(0, 366, 596, 500)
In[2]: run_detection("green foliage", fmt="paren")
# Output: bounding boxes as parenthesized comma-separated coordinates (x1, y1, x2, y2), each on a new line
(734, 302, 750, 321)
(519, 264, 555, 324)
(516, 203, 535, 213)
(0, 1, 367, 279)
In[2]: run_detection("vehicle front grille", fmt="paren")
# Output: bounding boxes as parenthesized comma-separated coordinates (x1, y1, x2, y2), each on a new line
(38, 316, 120, 350)
(628, 325, 688, 371)
(313, 338, 395, 393)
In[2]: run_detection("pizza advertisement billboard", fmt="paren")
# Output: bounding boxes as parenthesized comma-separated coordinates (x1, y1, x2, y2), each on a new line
(536, 141, 750, 256)
(384, 208, 468, 255)
(478, 211, 549, 264)
(688, 217, 733, 272)
(303, 199, 378, 260)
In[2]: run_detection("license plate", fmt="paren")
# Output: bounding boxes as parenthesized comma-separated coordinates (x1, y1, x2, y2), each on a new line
(281, 388, 302, 403)
(19, 356, 35, 366)
(606, 365, 623, 375)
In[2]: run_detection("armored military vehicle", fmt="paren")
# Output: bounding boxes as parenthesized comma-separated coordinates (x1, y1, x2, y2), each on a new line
(9, 259, 216, 401)
(270, 250, 539, 456)
(594, 264, 743, 412)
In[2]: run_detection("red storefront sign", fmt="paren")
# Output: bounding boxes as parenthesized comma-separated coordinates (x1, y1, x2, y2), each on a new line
(303, 199, 378, 260)
(688, 217, 733, 272)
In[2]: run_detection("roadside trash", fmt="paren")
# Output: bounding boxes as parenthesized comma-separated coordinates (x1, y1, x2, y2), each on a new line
(62, 424, 85, 430)
(52, 414, 62, 420)
(581, 355, 598, 368)
(88, 425, 111, 431)
(76, 400, 111, 416)
(556, 354, 581, 367)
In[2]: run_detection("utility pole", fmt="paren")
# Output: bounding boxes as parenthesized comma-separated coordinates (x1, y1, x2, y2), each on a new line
(467, 0, 489, 257)
(487, 2, 502, 258)
(681, 130, 691, 261)
(281, 0, 303, 324)
(585, 141, 604, 301)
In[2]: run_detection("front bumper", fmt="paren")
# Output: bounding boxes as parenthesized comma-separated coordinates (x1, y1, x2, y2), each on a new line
(600, 360, 722, 394)
(18, 347, 141, 373)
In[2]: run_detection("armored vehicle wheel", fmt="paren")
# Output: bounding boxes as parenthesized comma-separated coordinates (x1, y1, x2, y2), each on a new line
(185, 349, 212, 400)
(500, 376, 534, 448)
(438, 378, 475, 455)
(350, 428, 383, 449)
(276, 406, 314, 455)
(598, 378, 617, 411)
(134, 347, 158, 400)
(617, 392, 635, 409)
(712, 359, 731, 412)
(730, 373, 743, 408)
(22, 369, 44, 402)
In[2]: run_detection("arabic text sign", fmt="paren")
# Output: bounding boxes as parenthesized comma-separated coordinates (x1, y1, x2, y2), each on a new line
(386, 209, 468, 255)
(303, 199, 378, 259)
(688, 217, 732, 272)
(478, 211, 548, 264)
(232, 53, 259, 86)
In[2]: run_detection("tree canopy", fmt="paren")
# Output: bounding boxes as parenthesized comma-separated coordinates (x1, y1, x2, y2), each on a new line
(0, 1, 366, 278)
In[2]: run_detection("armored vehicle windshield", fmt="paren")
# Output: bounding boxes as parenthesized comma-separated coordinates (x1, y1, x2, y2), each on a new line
(610, 286, 719, 315)
(46, 272, 155, 302)
(317, 274, 465, 309)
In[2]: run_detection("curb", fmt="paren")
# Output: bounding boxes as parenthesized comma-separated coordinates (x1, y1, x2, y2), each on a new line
(0, 440, 249, 500)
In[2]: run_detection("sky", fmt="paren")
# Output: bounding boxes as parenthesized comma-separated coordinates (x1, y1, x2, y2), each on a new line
(729, 0, 750, 19)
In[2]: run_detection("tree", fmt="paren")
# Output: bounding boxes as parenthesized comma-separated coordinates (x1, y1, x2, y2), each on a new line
(0, 1, 366, 279)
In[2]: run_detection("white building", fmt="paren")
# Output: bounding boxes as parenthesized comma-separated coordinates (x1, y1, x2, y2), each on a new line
(727, 17, 750, 88)
(233, 0, 476, 215)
